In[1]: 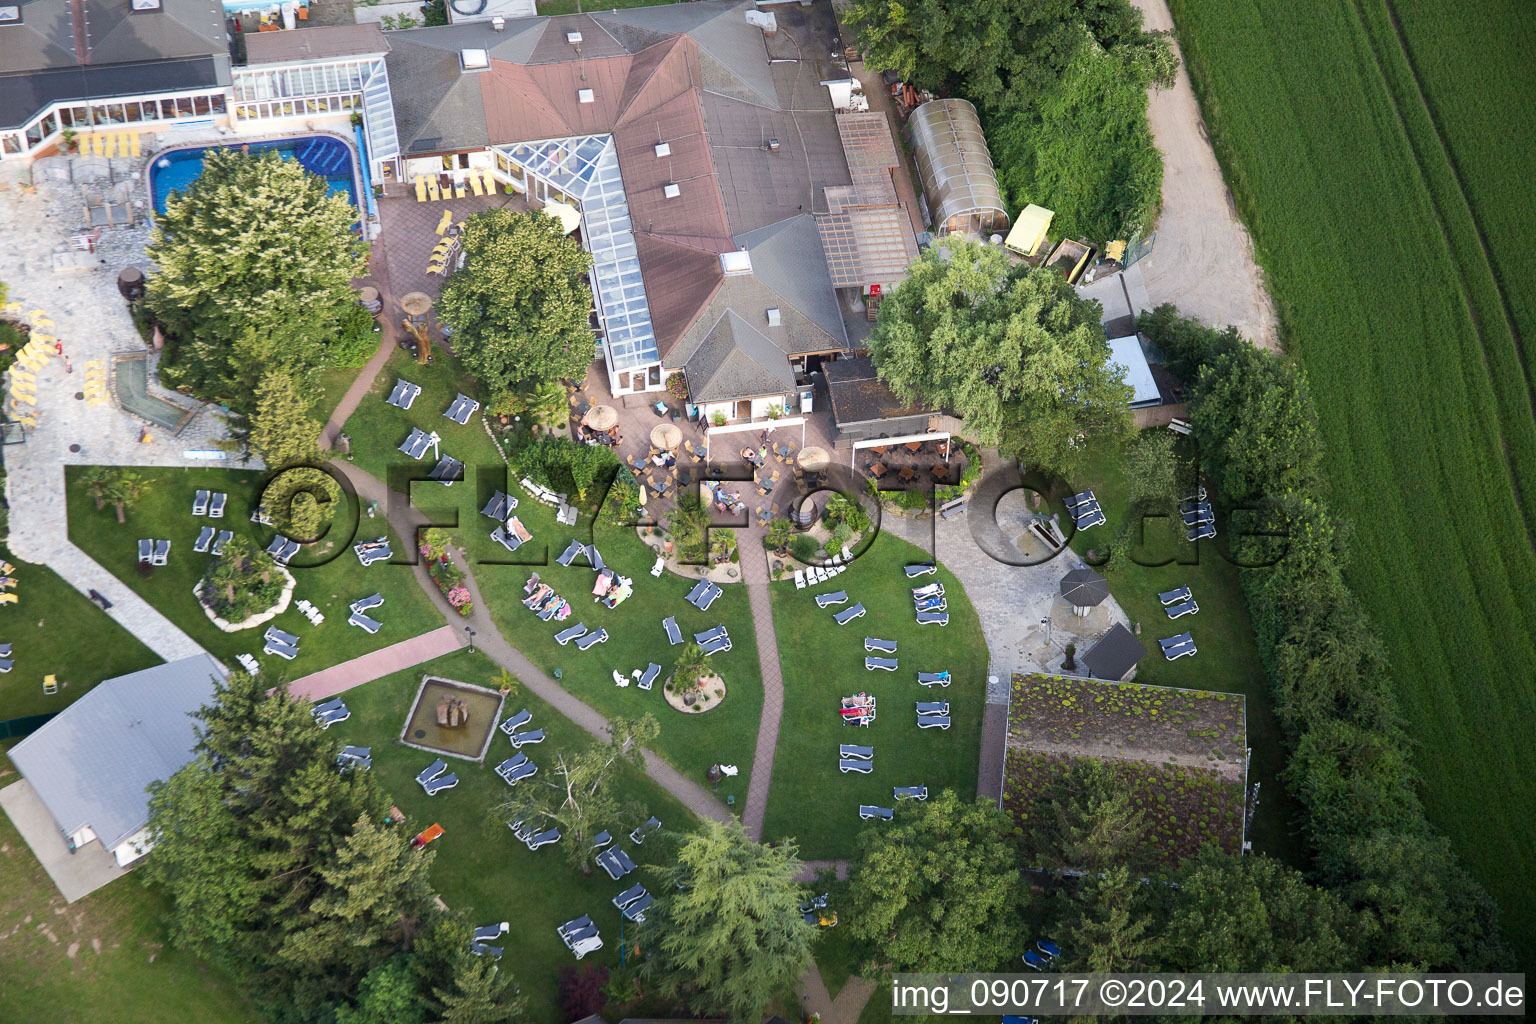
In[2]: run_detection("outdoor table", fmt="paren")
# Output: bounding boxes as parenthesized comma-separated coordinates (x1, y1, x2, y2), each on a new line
(936, 440, 950, 459)
(869, 461, 887, 477)
(905, 441, 923, 453)
(898, 466, 917, 482)
(931, 465, 948, 480)
(870, 445, 887, 456)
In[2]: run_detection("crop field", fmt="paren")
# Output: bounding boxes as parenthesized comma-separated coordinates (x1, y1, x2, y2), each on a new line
(1169, 0, 1536, 958)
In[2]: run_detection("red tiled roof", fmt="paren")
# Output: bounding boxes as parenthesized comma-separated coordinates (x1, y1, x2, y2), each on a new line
(633, 232, 725, 360)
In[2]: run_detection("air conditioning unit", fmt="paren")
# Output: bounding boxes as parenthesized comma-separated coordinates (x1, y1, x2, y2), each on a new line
(766, 308, 781, 326)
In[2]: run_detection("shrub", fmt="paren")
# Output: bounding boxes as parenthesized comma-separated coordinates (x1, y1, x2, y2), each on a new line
(325, 303, 380, 369)
(264, 467, 344, 541)
(790, 534, 819, 563)
(200, 535, 283, 621)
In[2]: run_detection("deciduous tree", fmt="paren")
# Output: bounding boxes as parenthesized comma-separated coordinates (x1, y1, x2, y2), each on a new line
(250, 369, 324, 469)
(437, 210, 594, 403)
(844, 790, 1027, 973)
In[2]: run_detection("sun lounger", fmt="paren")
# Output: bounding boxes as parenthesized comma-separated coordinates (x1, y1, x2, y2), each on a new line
(1158, 585, 1192, 605)
(865, 656, 899, 671)
(1022, 950, 1049, 970)
(574, 628, 609, 650)
(1064, 490, 1094, 511)
(385, 378, 421, 410)
(916, 714, 951, 730)
(312, 697, 346, 719)
(833, 603, 866, 625)
(0, 659, 14, 673)
(815, 591, 849, 608)
(914, 596, 947, 612)
(629, 816, 661, 844)
(1164, 640, 1197, 661)
(638, 663, 660, 690)
(137, 539, 152, 563)
(399, 427, 434, 460)
(348, 612, 382, 633)
(526, 828, 560, 850)
(264, 639, 299, 661)
(696, 582, 721, 610)
(194, 526, 215, 553)
(590, 831, 613, 851)
(337, 745, 372, 770)
(555, 623, 589, 645)
(596, 847, 638, 881)
(193, 489, 209, 516)
(916, 701, 950, 715)
(208, 492, 226, 518)
(469, 942, 502, 960)
(472, 922, 509, 944)
(585, 546, 605, 572)
(568, 933, 603, 959)
(1182, 507, 1214, 526)
(212, 530, 233, 555)
(423, 773, 458, 796)
(495, 753, 528, 778)
(840, 743, 873, 759)
(859, 805, 894, 820)
(894, 785, 928, 801)
(1037, 938, 1063, 959)
(444, 393, 481, 425)
(839, 758, 873, 774)
(559, 914, 594, 938)
(499, 708, 532, 735)
(694, 625, 728, 644)
(564, 924, 601, 950)
(621, 893, 653, 922)
(915, 610, 949, 626)
(278, 539, 300, 564)
(152, 539, 170, 565)
(1159, 632, 1194, 649)
(912, 583, 944, 599)
(428, 455, 463, 485)
(267, 535, 290, 559)
(557, 540, 583, 566)
(492, 518, 533, 552)
(916, 670, 951, 687)
(864, 637, 897, 653)
(700, 634, 732, 656)
(265, 626, 300, 646)
(613, 883, 647, 910)
(416, 760, 449, 788)
(482, 491, 517, 520)
(316, 707, 349, 728)
(904, 563, 937, 577)
(661, 615, 684, 645)
(1165, 598, 1199, 619)
(1187, 522, 1217, 541)
(237, 653, 261, 675)
(350, 593, 384, 613)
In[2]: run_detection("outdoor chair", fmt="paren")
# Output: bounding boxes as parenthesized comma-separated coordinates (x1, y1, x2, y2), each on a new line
(917, 701, 950, 716)
(473, 922, 509, 943)
(509, 728, 545, 748)
(904, 563, 937, 577)
(794, 569, 806, 589)
(209, 492, 226, 518)
(662, 616, 683, 645)
(894, 786, 928, 801)
(916, 714, 951, 730)
(423, 773, 458, 796)
(212, 530, 233, 555)
(1160, 632, 1194, 649)
(554, 623, 589, 645)
(263, 639, 298, 661)
(482, 491, 516, 520)
(469, 942, 503, 960)
(152, 539, 170, 565)
(693, 625, 728, 645)
(525, 828, 560, 850)
(236, 654, 260, 675)
(865, 656, 899, 671)
(630, 816, 661, 844)
(277, 539, 300, 564)
(428, 455, 463, 485)
(700, 634, 732, 656)
(574, 628, 609, 650)
(1182, 506, 1214, 526)
(569, 934, 603, 960)
(194, 526, 215, 553)
(912, 583, 945, 599)
(839, 758, 874, 774)
(833, 603, 866, 625)
(1164, 641, 1198, 661)
(815, 590, 848, 608)
(916, 610, 949, 626)
(337, 746, 371, 770)
(621, 893, 654, 922)
(840, 744, 873, 760)
(416, 760, 448, 787)
(193, 489, 209, 516)
(613, 884, 647, 910)
(590, 831, 613, 852)
(0, 643, 11, 657)
(917, 671, 951, 687)
(266, 626, 300, 646)
(859, 806, 894, 820)
(557, 540, 583, 566)
(864, 637, 897, 653)
(1023, 951, 1049, 971)
(1158, 585, 1192, 605)
(351, 593, 385, 613)
(694, 582, 720, 611)
(1187, 522, 1217, 541)
(637, 663, 660, 690)
(0, 659, 11, 673)
(1038, 939, 1063, 958)
(1165, 598, 1199, 619)
(559, 915, 594, 939)
(316, 707, 349, 728)
(348, 612, 383, 634)
(312, 697, 346, 718)
(499, 708, 533, 735)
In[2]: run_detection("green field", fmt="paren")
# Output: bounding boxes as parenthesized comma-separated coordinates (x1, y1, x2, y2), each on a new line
(763, 532, 988, 859)
(1170, 0, 1536, 958)
(0, 543, 162, 722)
(0, 752, 256, 1022)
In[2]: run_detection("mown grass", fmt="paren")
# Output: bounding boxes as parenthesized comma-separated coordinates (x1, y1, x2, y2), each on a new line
(1170, 0, 1536, 960)
(63, 466, 444, 681)
(0, 750, 257, 1022)
(0, 543, 161, 722)
(324, 648, 694, 1022)
(762, 531, 988, 860)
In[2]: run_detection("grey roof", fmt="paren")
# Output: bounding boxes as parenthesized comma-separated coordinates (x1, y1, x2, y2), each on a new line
(734, 214, 847, 345)
(0, 57, 225, 130)
(385, 22, 548, 154)
(684, 309, 798, 402)
(9, 654, 226, 851)
(670, 268, 846, 382)
(593, 0, 775, 108)
(824, 355, 931, 426)
(244, 23, 389, 64)
(1080, 623, 1147, 681)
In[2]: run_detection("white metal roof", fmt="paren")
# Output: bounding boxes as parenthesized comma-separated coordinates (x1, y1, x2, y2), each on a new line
(1108, 335, 1160, 408)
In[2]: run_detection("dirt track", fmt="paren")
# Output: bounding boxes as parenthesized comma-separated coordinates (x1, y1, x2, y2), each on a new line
(1131, 0, 1280, 350)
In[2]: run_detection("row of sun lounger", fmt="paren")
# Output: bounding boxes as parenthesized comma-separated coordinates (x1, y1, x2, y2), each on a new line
(265, 624, 301, 662)
(558, 914, 603, 960)
(693, 624, 732, 656)
(191, 490, 228, 517)
(336, 744, 371, 771)
(193, 527, 235, 554)
(794, 562, 847, 589)
(482, 490, 518, 521)
(427, 454, 463, 486)
(685, 577, 721, 610)
(267, 535, 300, 565)
(296, 598, 326, 626)
(312, 695, 348, 728)
(522, 575, 573, 622)
(355, 537, 392, 566)
(1160, 631, 1197, 660)
(415, 758, 459, 796)
(136, 539, 170, 565)
(613, 883, 654, 922)
(495, 751, 539, 786)
(385, 378, 421, 410)
(509, 818, 561, 851)
(554, 622, 609, 649)
(557, 539, 606, 572)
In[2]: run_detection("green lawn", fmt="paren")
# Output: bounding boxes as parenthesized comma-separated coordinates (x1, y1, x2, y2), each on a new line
(64, 466, 444, 680)
(762, 531, 989, 860)
(0, 543, 162, 722)
(1171, 0, 1536, 959)
(1052, 440, 1300, 862)
(536, 0, 677, 14)
(339, 346, 503, 487)
(325, 648, 695, 1022)
(0, 751, 257, 1022)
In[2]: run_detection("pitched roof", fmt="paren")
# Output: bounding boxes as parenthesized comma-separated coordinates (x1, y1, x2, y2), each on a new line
(385, 22, 550, 153)
(684, 309, 798, 402)
(634, 232, 725, 360)
(1081, 623, 1148, 681)
(824, 355, 932, 426)
(526, 13, 628, 64)
(836, 111, 901, 199)
(81, 0, 226, 67)
(244, 23, 389, 65)
(733, 214, 846, 343)
(9, 654, 226, 850)
(593, 0, 775, 108)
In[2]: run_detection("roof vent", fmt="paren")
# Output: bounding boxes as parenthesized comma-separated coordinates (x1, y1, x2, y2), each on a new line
(766, 308, 781, 327)
(566, 30, 583, 44)
(654, 142, 671, 158)
(720, 249, 753, 276)
(0, 4, 20, 20)
(130, 0, 161, 10)
(663, 183, 681, 199)
(492, 15, 505, 31)
(460, 49, 490, 72)
(577, 88, 595, 104)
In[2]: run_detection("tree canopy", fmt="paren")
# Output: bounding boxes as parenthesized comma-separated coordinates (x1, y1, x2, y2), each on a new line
(643, 820, 813, 1023)
(147, 149, 367, 414)
(250, 369, 324, 469)
(437, 210, 595, 404)
(844, 790, 1028, 973)
(867, 236, 1130, 466)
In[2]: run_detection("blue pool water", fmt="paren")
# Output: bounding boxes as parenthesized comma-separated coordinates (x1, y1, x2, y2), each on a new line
(149, 135, 359, 215)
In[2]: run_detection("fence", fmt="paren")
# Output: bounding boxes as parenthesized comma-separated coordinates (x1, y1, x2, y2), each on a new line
(0, 712, 58, 740)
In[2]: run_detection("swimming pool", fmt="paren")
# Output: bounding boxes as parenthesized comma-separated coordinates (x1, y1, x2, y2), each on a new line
(148, 135, 359, 215)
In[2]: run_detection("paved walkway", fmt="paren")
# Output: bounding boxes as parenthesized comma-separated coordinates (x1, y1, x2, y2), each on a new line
(739, 541, 785, 839)
(329, 459, 733, 825)
(799, 966, 879, 1024)
(286, 624, 462, 701)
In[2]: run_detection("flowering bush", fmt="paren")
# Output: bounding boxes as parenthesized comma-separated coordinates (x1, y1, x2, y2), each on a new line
(666, 371, 688, 399)
(446, 585, 473, 615)
(427, 550, 473, 615)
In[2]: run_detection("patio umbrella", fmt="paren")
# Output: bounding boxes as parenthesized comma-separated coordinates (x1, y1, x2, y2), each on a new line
(542, 200, 582, 235)
(1060, 566, 1109, 615)
(651, 422, 682, 451)
(638, 484, 648, 505)
(400, 291, 433, 317)
(584, 404, 617, 431)
(798, 445, 830, 472)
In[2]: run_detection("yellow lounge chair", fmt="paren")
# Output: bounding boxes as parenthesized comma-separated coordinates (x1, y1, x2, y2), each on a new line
(104, 134, 117, 158)
(82, 358, 104, 371)
(0, 592, 18, 605)
(469, 173, 485, 197)
(3, 302, 21, 315)
(435, 210, 453, 235)
(87, 394, 108, 406)
(415, 175, 428, 202)
(481, 168, 498, 194)
(9, 369, 35, 382)
(88, 133, 101, 156)
(426, 178, 441, 202)
(11, 393, 35, 406)
(26, 308, 46, 319)
(43, 675, 57, 694)
(129, 132, 141, 157)
(0, 562, 14, 575)
(454, 182, 467, 199)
